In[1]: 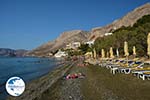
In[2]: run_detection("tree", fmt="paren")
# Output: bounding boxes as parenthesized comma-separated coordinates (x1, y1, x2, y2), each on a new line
(78, 44, 91, 54)
(93, 14, 150, 57)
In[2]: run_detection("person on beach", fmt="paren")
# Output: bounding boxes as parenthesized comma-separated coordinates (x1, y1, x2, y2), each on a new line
(65, 73, 85, 80)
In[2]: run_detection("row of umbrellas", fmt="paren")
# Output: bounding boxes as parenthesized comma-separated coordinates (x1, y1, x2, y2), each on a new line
(99, 42, 134, 58)
(92, 33, 150, 58)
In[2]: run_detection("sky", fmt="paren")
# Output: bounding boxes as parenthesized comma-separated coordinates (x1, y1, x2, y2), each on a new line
(0, 0, 149, 50)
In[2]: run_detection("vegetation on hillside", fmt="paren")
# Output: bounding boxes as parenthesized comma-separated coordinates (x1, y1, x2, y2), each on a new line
(94, 15, 150, 57)
(64, 44, 92, 56)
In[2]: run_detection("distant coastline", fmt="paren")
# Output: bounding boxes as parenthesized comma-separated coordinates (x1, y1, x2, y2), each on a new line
(0, 48, 28, 57)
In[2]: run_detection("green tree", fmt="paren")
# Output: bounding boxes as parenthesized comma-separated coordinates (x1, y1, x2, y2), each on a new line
(93, 14, 150, 57)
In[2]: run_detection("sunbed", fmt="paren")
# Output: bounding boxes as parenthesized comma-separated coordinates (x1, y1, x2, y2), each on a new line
(130, 62, 150, 80)
(110, 60, 125, 74)
(140, 72, 150, 80)
(118, 61, 144, 74)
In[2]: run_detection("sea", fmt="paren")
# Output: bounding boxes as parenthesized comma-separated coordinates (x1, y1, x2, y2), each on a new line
(0, 57, 60, 100)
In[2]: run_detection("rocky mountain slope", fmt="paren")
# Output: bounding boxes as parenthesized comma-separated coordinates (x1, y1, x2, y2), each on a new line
(0, 48, 28, 57)
(28, 30, 90, 56)
(90, 3, 150, 40)
(28, 3, 150, 57)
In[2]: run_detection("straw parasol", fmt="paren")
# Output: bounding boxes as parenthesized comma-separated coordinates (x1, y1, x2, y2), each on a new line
(147, 33, 150, 58)
(124, 41, 129, 56)
(133, 46, 136, 57)
(110, 47, 114, 58)
(101, 49, 105, 58)
(116, 48, 119, 57)
(106, 51, 109, 58)
(124, 41, 129, 67)
(85, 52, 92, 58)
(93, 48, 97, 59)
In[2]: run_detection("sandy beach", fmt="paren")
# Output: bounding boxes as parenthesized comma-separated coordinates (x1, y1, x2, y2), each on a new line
(7, 60, 76, 100)
(7, 59, 150, 100)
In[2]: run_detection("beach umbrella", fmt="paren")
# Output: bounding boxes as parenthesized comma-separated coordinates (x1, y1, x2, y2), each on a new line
(85, 52, 92, 58)
(93, 48, 97, 59)
(110, 47, 114, 58)
(124, 41, 129, 67)
(124, 41, 129, 56)
(92, 51, 94, 58)
(133, 46, 136, 56)
(106, 51, 109, 58)
(101, 49, 105, 58)
(147, 33, 150, 57)
(116, 48, 119, 57)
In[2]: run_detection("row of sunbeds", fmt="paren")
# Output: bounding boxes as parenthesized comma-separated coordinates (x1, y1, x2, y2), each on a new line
(99, 58, 150, 80)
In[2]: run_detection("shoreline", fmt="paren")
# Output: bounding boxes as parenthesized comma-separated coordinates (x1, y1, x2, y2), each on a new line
(7, 61, 76, 100)
(6, 59, 150, 100)
(0, 57, 61, 100)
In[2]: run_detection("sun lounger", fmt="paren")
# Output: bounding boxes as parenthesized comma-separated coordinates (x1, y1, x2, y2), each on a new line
(140, 72, 150, 80)
(109, 60, 126, 74)
(131, 62, 150, 80)
(123, 62, 144, 74)
(119, 61, 143, 74)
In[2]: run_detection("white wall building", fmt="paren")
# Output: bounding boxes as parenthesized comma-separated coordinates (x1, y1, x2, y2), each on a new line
(104, 33, 113, 36)
(66, 42, 81, 49)
(85, 40, 95, 47)
(54, 50, 68, 58)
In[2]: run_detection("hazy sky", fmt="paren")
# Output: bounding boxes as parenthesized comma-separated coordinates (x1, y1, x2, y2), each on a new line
(0, 0, 149, 50)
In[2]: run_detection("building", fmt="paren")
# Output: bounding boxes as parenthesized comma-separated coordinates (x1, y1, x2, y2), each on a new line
(65, 42, 81, 50)
(54, 50, 68, 58)
(85, 40, 95, 46)
(104, 33, 113, 36)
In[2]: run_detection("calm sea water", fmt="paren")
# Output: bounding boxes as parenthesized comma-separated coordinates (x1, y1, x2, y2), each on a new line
(0, 57, 59, 100)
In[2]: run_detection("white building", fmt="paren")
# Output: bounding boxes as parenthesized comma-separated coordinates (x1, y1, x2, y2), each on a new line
(85, 40, 94, 45)
(54, 50, 68, 58)
(104, 33, 113, 36)
(85, 40, 95, 47)
(66, 42, 81, 49)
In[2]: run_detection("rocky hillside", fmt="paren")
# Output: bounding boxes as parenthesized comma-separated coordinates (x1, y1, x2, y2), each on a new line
(0, 48, 28, 57)
(28, 3, 150, 57)
(90, 3, 150, 40)
(28, 30, 90, 57)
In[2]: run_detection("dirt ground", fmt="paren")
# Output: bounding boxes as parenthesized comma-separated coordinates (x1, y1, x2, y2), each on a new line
(38, 63, 85, 100)
(38, 63, 150, 100)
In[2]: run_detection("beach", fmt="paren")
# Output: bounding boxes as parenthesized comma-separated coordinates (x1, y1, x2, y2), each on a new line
(7, 59, 150, 100)
(7, 59, 74, 100)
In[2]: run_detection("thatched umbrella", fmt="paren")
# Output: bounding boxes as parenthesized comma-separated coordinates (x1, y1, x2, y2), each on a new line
(116, 48, 119, 57)
(93, 48, 97, 59)
(124, 41, 129, 56)
(85, 52, 92, 58)
(101, 49, 105, 58)
(106, 51, 109, 58)
(133, 46, 136, 58)
(124, 41, 129, 67)
(110, 47, 114, 58)
(147, 33, 150, 58)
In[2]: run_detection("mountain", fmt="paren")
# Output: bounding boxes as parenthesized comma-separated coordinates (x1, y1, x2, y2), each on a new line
(89, 3, 150, 40)
(0, 48, 28, 57)
(27, 30, 90, 57)
(28, 3, 150, 57)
